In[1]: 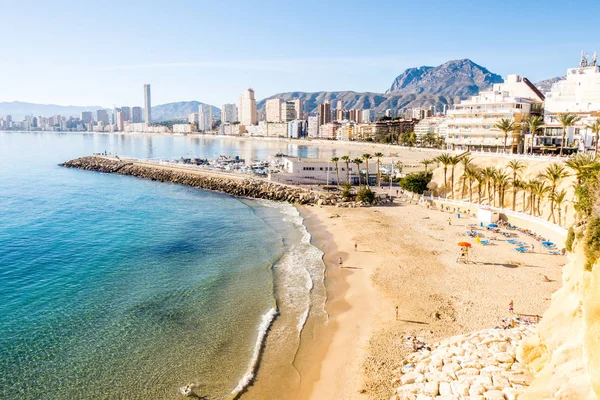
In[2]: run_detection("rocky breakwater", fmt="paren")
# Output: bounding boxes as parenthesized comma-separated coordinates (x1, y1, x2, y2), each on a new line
(391, 326, 536, 400)
(60, 156, 342, 205)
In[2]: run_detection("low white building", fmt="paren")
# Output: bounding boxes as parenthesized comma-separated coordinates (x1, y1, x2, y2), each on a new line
(173, 124, 193, 133)
(281, 157, 379, 185)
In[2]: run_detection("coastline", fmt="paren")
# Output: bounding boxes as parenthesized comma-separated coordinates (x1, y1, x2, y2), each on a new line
(295, 198, 565, 399)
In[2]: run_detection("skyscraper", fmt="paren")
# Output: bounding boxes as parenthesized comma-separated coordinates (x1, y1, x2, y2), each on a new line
(81, 111, 93, 123)
(238, 88, 257, 126)
(221, 104, 238, 123)
(198, 104, 213, 131)
(143, 84, 151, 124)
(121, 106, 131, 121)
(116, 111, 125, 131)
(266, 98, 283, 122)
(318, 101, 331, 125)
(132, 106, 143, 123)
(96, 109, 109, 125)
(281, 101, 296, 122)
(292, 99, 304, 120)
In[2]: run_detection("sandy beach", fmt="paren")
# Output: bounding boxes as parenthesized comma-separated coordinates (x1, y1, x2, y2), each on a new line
(298, 196, 565, 399)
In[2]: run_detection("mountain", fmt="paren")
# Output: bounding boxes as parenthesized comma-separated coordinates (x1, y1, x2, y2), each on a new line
(0, 101, 104, 119)
(151, 101, 220, 122)
(386, 59, 504, 96)
(257, 91, 454, 115)
(259, 59, 503, 115)
(535, 76, 565, 94)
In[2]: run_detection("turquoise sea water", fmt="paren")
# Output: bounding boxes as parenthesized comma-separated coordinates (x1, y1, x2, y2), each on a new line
(0, 132, 327, 399)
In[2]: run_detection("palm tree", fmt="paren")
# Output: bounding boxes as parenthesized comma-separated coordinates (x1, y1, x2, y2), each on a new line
(494, 118, 519, 153)
(449, 155, 460, 199)
(525, 115, 545, 155)
(341, 155, 351, 184)
(482, 167, 496, 205)
(495, 171, 511, 208)
(530, 180, 549, 217)
(513, 178, 527, 212)
(460, 155, 473, 200)
(474, 170, 485, 204)
(556, 113, 581, 156)
(421, 158, 433, 173)
(374, 152, 384, 186)
(353, 158, 363, 186)
(331, 157, 340, 186)
(507, 160, 526, 211)
(464, 165, 477, 203)
(526, 180, 537, 215)
(551, 189, 568, 226)
(586, 117, 600, 156)
(539, 163, 569, 223)
(435, 153, 453, 197)
(565, 154, 600, 187)
(362, 153, 372, 186)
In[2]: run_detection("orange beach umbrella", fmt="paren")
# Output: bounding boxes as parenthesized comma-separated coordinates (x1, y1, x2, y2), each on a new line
(458, 242, 472, 247)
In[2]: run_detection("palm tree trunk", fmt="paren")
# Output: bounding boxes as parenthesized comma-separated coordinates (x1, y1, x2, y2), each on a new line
(335, 166, 340, 187)
(478, 187, 482, 204)
(549, 187, 556, 223)
(560, 129, 566, 156)
(596, 131, 599, 157)
(469, 179, 473, 203)
(504, 134, 508, 153)
(522, 191, 526, 213)
(451, 168, 455, 199)
(365, 160, 370, 186)
(443, 168, 448, 198)
(345, 162, 350, 183)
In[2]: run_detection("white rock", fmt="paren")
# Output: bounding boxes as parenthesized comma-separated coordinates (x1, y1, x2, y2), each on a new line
(456, 367, 480, 376)
(507, 372, 533, 386)
(439, 382, 452, 396)
(450, 381, 470, 397)
(502, 387, 524, 400)
(492, 375, 510, 389)
(423, 381, 439, 396)
(416, 395, 434, 400)
(401, 372, 423, 385)
(482, 390, 506, 400)
(469, 384, 486, 396)
(493, 352, 514, 363)
(474, 375, 493, 388)
(441, 363, 461, 375)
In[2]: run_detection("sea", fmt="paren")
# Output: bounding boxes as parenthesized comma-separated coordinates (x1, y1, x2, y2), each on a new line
(0, 132, 336, 399)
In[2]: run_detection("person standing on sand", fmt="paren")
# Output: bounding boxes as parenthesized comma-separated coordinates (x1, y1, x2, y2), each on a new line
(395, 306, 399, 321)
(338, 257, 343, 266)
(509, 300, 514, 314)
(354, 242, 357, 252)
(448, 218, 452, 226)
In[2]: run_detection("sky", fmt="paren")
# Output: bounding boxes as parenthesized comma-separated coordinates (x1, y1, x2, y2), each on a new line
(1, 0, 599, 108)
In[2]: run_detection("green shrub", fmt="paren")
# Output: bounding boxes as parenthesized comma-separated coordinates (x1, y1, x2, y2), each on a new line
(356, 186, 375, 203)
(566, 226, 575, 252)
(584, 216, 600, 271)
(399, 172, 433, 194)
(340, 183, 353, 201)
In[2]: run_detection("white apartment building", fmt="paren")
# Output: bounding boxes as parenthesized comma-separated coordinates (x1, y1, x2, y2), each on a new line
(336, 122, 357, 141)
(414, 117, 447, 139)
(542, 52, 600, 153)
(282, 101, 296, 122)
(307, 115, 319, 138)
(319, 122, 341, 140)
(221, 104, 238, 123)
(173, 124, 193, 133)
(266, 98, 283, 122)
(288, 119, 305, 139)
(198, 104, 213, 131)
(361, 109, 373, 123)
(188, 112, 199, 125)
(239, 88, 257, 126)
(446, 74, 544, 153)
(143, 84, 151, 124)
(132, 107, 143, 123)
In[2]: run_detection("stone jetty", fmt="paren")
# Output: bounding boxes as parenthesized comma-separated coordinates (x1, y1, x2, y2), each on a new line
(60, 156, 359, 206)
(391, 326, 536, 400)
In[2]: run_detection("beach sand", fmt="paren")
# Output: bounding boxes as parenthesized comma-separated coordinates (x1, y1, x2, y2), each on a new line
(297, 197, 565, 399)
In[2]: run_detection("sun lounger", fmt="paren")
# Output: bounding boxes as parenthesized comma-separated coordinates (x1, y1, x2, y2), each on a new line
(548, 250, 561, 255)
(479, 239, 491, 245)
(507, 239, 519, 244)
(515, 247, 529, 253)
(518, 314, 541, 324)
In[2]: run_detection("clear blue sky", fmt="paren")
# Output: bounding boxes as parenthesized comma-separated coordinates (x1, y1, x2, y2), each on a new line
(1, 0, 598, 108)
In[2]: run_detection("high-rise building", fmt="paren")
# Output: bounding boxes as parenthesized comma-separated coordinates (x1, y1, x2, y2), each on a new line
(132, 107, 143, 123)
(361, 109, 373, 123)
(81, 111, 93, 123)
(282, 101, 297, 122)
(116, 111, 125, 131)
(188, 112, 199, 125)
(266, 98, 283, 122)
(318, 101, 331, 125)
(238, 89, 257, 126)
(143, 84, 152, 124)
(96, 109, 109, 125)
(121, 106, 132, 121)
(199, 104, 213, 131)
(221, 104, 238, 123)
(292, 99, 304, 120)
(307, 115, 320, 138)
(112, 107, 121, 124)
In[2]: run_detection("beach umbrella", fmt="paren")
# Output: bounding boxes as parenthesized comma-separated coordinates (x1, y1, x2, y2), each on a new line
(487, 223, 498, 228)
(457, 242, 472, 247)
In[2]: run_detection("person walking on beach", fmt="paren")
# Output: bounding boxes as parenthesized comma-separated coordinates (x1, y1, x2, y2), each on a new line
(338, 257, 343, 267)
(447, 218, 452, 226)
(395, 306, 399, 321)
(509, 300, 514, 314)
(354, 242, 358, 252)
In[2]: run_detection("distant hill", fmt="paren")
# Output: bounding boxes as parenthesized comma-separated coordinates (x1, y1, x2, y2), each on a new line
(386, 59, 504, 97)
(257, 91, 454, 115)
(151, 101, 220, 122)
(0, 101, 104, 119)
(259, 59, 503, 114)
(535, 76, 565, 94)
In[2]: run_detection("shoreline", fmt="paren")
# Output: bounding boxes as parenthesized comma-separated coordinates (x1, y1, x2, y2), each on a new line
(294, 198, 566, 399)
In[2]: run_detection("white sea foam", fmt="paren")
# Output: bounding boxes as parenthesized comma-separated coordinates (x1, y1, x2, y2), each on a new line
(231, 307, 278, 397)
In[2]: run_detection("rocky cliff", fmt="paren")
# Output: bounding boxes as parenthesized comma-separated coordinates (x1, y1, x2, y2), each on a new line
(517, 216, 600, 399)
